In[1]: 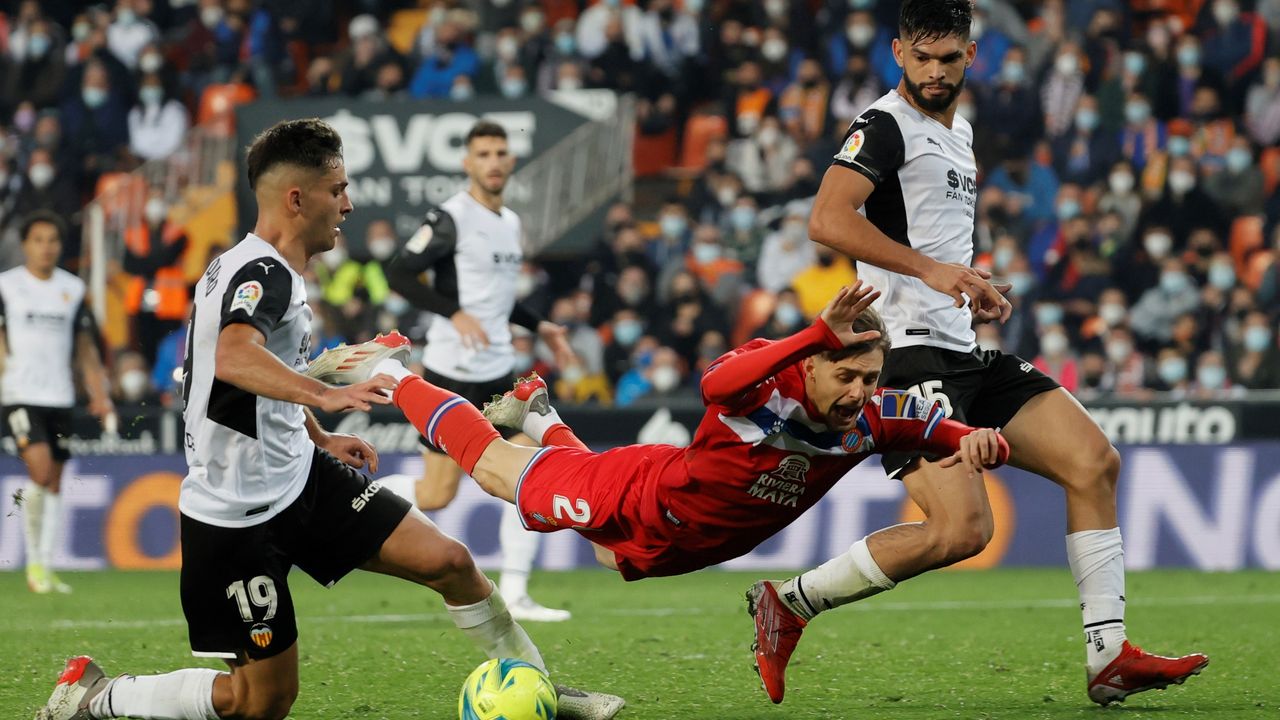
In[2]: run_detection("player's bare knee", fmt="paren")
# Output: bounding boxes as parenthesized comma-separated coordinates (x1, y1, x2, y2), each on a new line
(926, 521, 990, 566)
(431, 538, 478, 582)
(1062, 442, 1121, 498)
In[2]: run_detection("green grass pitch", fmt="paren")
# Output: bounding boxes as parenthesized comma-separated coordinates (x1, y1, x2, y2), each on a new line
(3, 568, 1277, 719)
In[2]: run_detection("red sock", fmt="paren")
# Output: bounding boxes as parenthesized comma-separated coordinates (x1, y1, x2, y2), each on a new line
(542, 424, 588, 450)
(393, 376, 499, 475)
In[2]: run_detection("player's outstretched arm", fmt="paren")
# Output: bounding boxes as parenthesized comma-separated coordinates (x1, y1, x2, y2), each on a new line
(701, 283, 879, 408)
(214, 324, 396, 413)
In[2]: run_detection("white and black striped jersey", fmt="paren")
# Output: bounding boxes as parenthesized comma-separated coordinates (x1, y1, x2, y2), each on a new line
(833, 89, 979, 352)
(180, 234, 315, 528)
(0, 267, 96, 408)
(387, 191, 543, 383)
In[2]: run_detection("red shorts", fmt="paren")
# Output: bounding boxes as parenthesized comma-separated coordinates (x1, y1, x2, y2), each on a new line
(515, 444, 695, 580)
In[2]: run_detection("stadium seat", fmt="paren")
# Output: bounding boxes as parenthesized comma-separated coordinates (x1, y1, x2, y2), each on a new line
(633, 127, 678, 177)
(197, 83, 259, 136)
(675, 114, 728, 172)
(1243, 250, 1275, 291)
(1260, 146, 1280, 197)
(731, 289, 778, 347)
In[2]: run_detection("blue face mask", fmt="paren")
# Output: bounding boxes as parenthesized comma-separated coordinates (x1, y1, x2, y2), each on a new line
(500, 79, 527, 98)
(730, 207, 757, 232)
(1124, 52, 1147, 75)
(1197, 365, 1226, 388)
(1177, 45, 1201, 68)
(1168, 137, 1191, 157)
(1057, 199, 1081, 221)
(614, 319, 643, 347)
(1244, 326, 1272, 353)
(1002, 62, 1025, 85)
(693, 243, 722, 263)
(1035, 303, 1064, 327)
(1160, 271, 1190, 294)
(993, 247, 1015, 271)
(660, 215, 687, 239)
(83, 87, 108, 108)
(1208, 263, 1236, 290)
(1075, 109, 1099, 132)
(1227, 148, 1252, 174)
(1007, 272, 1034, 297)
(775, 302, 802, 327)
(1159, 357, 1188, 385)
(1125, 102, 1150, 126)
(555, 33, 575, 55)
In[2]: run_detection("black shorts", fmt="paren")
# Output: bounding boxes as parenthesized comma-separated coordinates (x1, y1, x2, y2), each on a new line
(418, 367, 521, 451)
(3, 405, 73, 461)
(179, 447, 411, 661)
(879, 345, 1060, 478)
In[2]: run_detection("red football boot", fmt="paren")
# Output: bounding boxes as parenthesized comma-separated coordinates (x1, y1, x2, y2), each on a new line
(1087, 641, 1209, 705)
(746, 580, 808, 704)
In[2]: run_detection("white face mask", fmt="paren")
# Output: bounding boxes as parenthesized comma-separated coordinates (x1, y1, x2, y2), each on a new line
(1109, 172, 1134, 194)
(139, 52, 163, 74)
(1055, 54, 1079, 75)
(367, 236, 396, 261)
(761, 38, 787, 62)
(1099, 302, 1127, 327)
(1168, 170, 1195, 195)
(758, 125, 780, 147)
(651, 364, 680, 393)
(847, 24, 875, 48)
(28, 163, 54, 189)
(1106, 340, 1132, 364)
(497, 36, 520, 61)
(1144, 233, 1172, 259)
(1041, 332, 1068, 357)
(120, 370, 149, 401)
(144, 197, 167, 224)
(321, 246, 348, 269)
(201, 6, 223, 28)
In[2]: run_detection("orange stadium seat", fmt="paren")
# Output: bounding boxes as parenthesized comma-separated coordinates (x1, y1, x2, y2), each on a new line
(197, 82, 258, 136)
(676, 114, 728, 172)
(731, 289, 777, 347)
(633, 127, 678, 177)
(1260, 146, 1280, 196)
(1229, 215, 1265, 275)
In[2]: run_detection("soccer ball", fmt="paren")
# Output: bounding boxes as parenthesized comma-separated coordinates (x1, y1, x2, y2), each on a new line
(458, 658, 557, 720)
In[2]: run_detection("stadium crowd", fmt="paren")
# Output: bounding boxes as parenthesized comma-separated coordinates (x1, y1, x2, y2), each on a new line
(1, 0, 1280, 411)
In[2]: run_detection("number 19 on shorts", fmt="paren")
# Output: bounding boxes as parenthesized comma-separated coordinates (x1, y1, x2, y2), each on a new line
(226, 576, 279, 622)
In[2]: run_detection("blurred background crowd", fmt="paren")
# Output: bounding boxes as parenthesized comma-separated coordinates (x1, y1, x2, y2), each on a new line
(1, 0, 1280, 411)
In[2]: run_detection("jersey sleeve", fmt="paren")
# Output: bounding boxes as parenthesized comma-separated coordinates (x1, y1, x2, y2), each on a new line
(831, 109, 905, 186)
(862, 388, 993, 460)
(701, 320, 844, 414)
(386, 207, 463, 318)
(74, 299, 100, 338)
(219, 257, 293, 339)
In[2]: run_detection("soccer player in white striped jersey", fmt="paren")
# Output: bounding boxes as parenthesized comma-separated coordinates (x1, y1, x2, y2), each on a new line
(747, 0, 1208, 707)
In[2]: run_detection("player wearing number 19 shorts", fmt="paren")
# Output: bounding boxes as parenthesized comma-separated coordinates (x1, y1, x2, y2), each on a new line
(308, 283, 1011, 585)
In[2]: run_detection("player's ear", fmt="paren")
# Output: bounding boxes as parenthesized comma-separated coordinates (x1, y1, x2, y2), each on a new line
(287, 187, 303, 214)
(966, 40, 976, 68)
(892, 37, 904, 68)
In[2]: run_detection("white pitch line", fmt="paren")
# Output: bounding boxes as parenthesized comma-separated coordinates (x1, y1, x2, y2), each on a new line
(37, 593, 1280, 632)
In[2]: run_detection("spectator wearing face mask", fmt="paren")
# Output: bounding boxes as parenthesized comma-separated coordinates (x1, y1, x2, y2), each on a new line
(1032, 323, 1078, 393)
(679, 223, 743, 309)
(757, 201, 818, 293)
(830, 53, 885, 130)
(1075, 350, 1111, 400)
(1245, 57, 1280, 146)
(60, 58, 129, 184)
(106, 0, 159, 70)
(1199, 0, 1266, 111)
(575, 0, 645, 61)
(637, 0, 699, 80)
(1103, 326, 1150, 396)
(778, 58, 830, 145)
(614, 345, 685, 407)
(127, 72, 188, 160)
(603, 308, 647, 384)
(1137, 155, 1229, 249)
(1097, 161, 1142, 240)
(1192, 349, 1244, 398)
(983, 46, 1043, 160)
(112, 349, 161, 407)
(1118, 92, 1166, 171)
(123, 188, 189, 364)
(12, 148, 79, 254)
(1, 17, 67, 112)
(726, 114, 797, 194)
(1042, 44, 1087, 140)
(408, 21, 478, 99)
(1129, 257, 1203, 346)
(1149, 347, 1193, 395)
(649, 199, 692, 269)
(1230, 311, 1280, 389)
(1204, 138, 1264, 216)
(720, 195, 764, 271)
(754, 287, 807, 341)
(1051, 95, 1119, 186)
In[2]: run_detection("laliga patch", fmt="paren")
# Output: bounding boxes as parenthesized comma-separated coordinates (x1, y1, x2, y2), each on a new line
(405, 223, 434, 254)
(834, 129, 865, 163)
(249, 623, 273, 648)
(229, 281, 263, 315)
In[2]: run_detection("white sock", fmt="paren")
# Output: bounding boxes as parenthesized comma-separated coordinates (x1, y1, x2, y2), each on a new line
(520, 405, 565, 446)
(90, 668, 221, 719)
(779, 538, 896, 620)
(499, 503, 538, 601)
(378, 473, 418, 506)
(446, 579, 546, 672)
(1067, 528, 1128, 672)
(372, 359, 413, 398)
(23, 482, 45, 568)
(40, 491, 62, 568)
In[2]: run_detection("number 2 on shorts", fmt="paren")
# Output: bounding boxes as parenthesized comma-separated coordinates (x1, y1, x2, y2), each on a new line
(551, 495, 591, 524)
(226, 576, 279, 622)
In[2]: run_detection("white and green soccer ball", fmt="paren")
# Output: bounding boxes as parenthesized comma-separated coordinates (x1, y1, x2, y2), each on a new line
(458, 658, 557, 720)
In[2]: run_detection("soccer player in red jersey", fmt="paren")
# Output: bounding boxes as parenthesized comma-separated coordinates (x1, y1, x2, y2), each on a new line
(309, 283, 1009, 583)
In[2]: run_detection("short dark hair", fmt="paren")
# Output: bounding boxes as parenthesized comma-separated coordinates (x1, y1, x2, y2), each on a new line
(245, 118, 343, 191)
(20, 210, 65, 243)
(466, 120, 508, 145)
(820, 306, 892, 362)
(899, 0, 972, 44)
